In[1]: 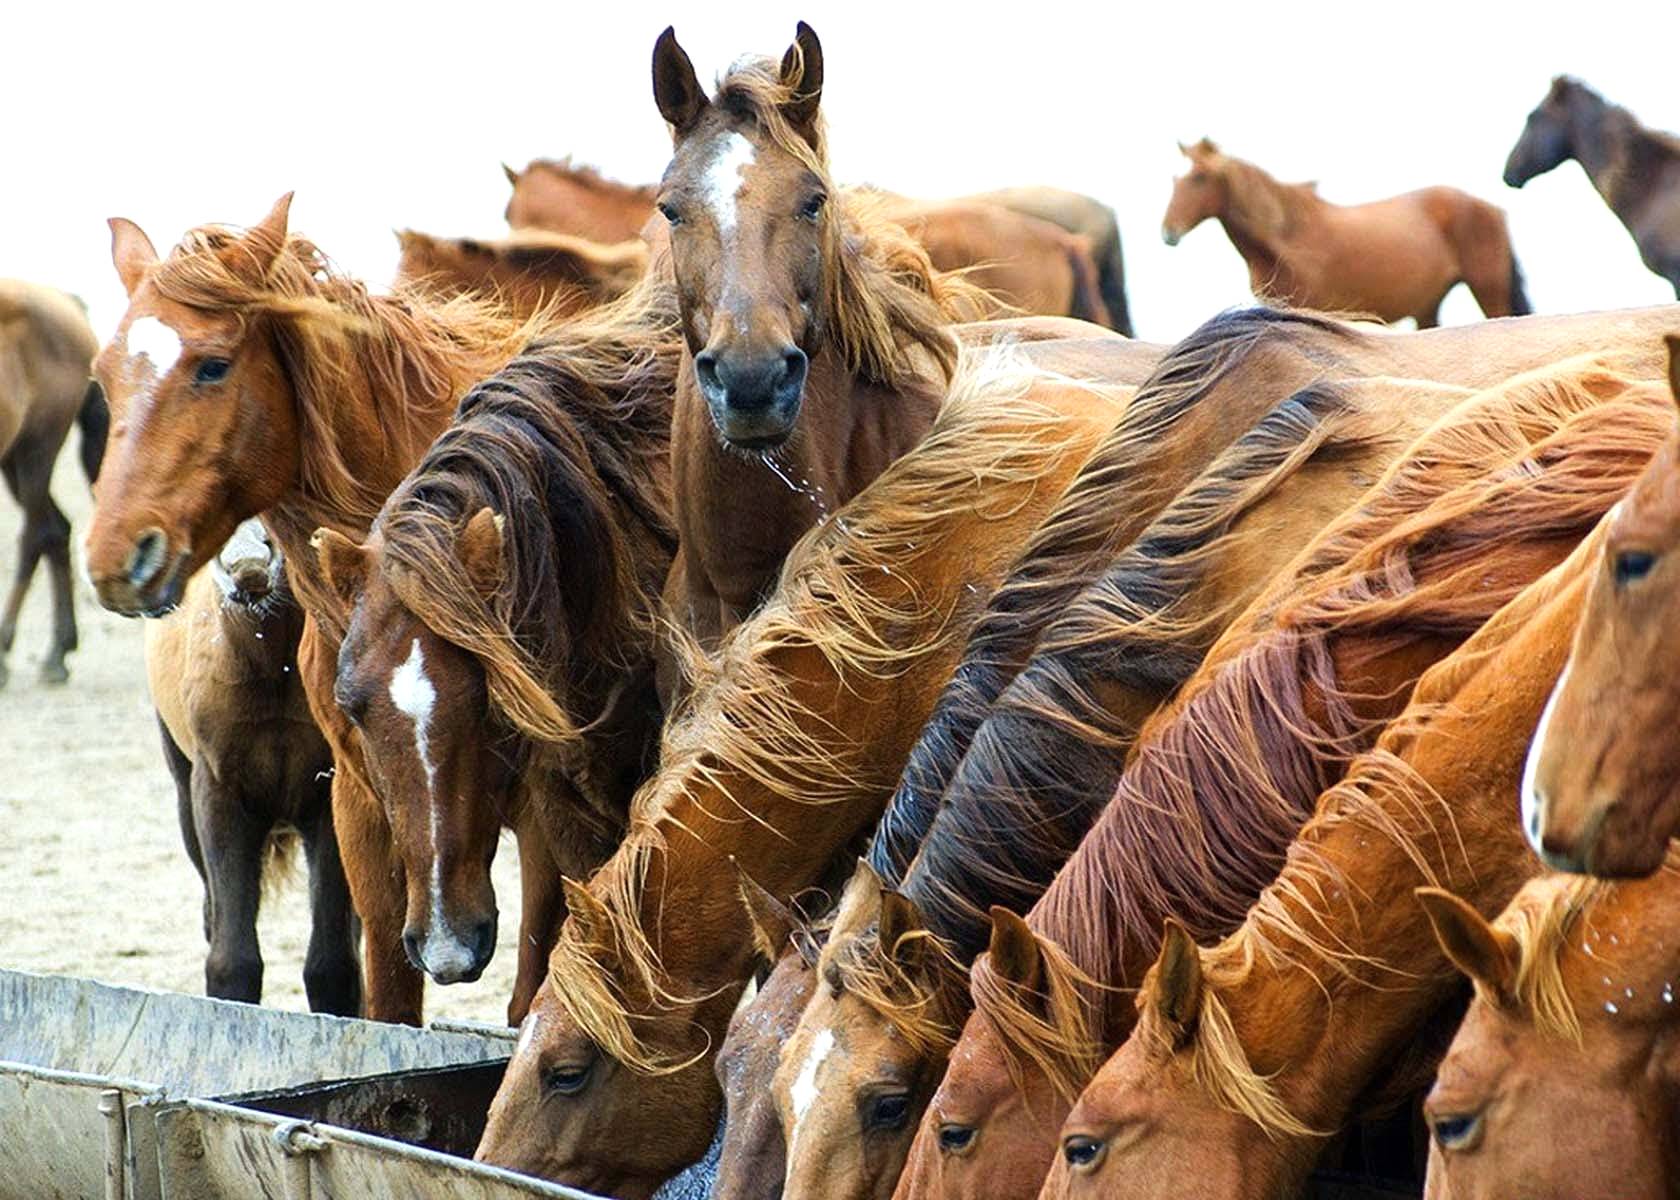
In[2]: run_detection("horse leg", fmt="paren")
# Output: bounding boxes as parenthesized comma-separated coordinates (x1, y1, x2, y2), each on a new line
(38, 491, 75, 683)
(1414, 304, 1442, 330)
(156, 716, 210, 938)
(0, 457, 35, 688)
(508, 818, 567, 1025)
(192, 768, 268, 1004)
(300, 798, 364, 1017)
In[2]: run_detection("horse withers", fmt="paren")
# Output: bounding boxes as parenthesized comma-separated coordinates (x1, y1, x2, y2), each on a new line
(147, 518, 359, 1014)
(0, 280, 105, 687)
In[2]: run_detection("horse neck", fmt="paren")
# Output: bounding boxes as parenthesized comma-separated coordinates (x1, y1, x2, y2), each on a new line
(1215, 161, 1301, 259)
(1567, 93, 1655, 219)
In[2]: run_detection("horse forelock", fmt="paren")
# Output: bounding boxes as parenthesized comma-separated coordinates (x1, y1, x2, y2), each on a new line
(820, 923, 971, 1057)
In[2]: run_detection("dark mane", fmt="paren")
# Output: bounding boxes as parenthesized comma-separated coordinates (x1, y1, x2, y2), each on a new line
(969, 356, 1669, 1097)
(872, 307, 1360, 879)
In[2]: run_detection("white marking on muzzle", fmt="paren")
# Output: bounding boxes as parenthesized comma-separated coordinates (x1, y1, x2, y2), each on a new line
(1521, 660, 1573, 866)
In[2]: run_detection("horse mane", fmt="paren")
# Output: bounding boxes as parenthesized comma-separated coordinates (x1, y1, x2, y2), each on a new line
(542, 344, 1107, 1074)
(709, 55, 990, 390)
(1212, 151, 1311, 240)
(147, 220, 543, 625)
(522, 156, 660, 203)
(875, 307, 1361, 880)
(373, 273, 681, 820)
(970, 356, 1673, 1101)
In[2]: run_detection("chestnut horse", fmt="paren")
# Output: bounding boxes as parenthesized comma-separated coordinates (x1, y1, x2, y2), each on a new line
(503, 157, 660, 243)
(146, 519, 356, 1014)
(966, 186, 1133, 336)
(473, 345, 1134, 1199)
(899, 357, 1676, 1200)
(1040, 516, 1632, 1200)
(1505, 77, 1680, 297)
(1524, 340, 1680, 877)
(82, 197, 570, 1024)
(765, 371, 1484, 1200)
(1163, 138, 1531, 325)
(0, 280, 103, 687)
(394, 228, 647, 321)
(312, 303, 678, 1020)
(1419, 855, 1680, 1200)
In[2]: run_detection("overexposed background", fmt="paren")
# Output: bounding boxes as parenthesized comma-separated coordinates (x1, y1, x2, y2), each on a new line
(3, 1, 1677, 349)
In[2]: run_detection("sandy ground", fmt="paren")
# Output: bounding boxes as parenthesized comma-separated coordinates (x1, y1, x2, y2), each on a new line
(0, 445, 520, 1025)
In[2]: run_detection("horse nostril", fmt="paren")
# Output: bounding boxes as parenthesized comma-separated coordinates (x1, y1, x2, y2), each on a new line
(401, 929, 423, 971)
(781, 347, 808, 395)
(694, 351, 722, 399)
(127, 528, 170, 589)
(471, 919, 497, 966)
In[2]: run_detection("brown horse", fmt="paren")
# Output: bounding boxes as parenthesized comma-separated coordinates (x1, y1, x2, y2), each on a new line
(0, 280, 103, 687)
(898, 356, 1675, 1200)
(311, 297, 679, 1020)
(872, 196, 1112, 327)
(503, 157, 660, 243)
(1505, 77, 1680, 298)
(764, 371, 1484, 1200)
(147, 518, 357, 1014)
(1041, 517, 1627, 1200)
(473, 345, 1132, 1199)
(394, 228, 647, 320)
(1418, 855, 1680, 1200)
(1523, 337, 1680, 877)
(966, 186, 1132, 336)
(651, 24, 992, 647)
(82, 197, 555, 1024)
(1163, 138, 1531, 325)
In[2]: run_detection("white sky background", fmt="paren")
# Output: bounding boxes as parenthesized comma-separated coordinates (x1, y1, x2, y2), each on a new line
(3, 1, 1676, 348)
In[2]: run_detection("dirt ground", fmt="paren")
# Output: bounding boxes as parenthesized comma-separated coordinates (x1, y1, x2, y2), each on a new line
(0, 445, 520, 1025)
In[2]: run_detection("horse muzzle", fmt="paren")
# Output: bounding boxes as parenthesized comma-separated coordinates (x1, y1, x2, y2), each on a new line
(92, 526, 189, 616)
(404, 913, 497, 985)
(695, 345, 809, 449)
(1161, 225, 1183, 247)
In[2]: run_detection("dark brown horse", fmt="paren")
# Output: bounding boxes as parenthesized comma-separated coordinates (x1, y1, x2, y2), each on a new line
(899, 355, 1673, 1200)
(652, 24, 991, 646)
(147, 519, 357, 1013)
(1505, 77, 1680, 297)
(313, 297, 678, 1020)
(0, 280, 103, 687)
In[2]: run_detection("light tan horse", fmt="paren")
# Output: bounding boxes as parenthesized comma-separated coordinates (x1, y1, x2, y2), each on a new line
(394, 228, 647, 320)
(503, 157, 660, 243)
(0, 280, 103, 687)
(1163, 138, 1530, 326)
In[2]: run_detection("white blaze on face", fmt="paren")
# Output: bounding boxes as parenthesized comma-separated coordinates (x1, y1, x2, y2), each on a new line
(125, 315, 183, 380)
(788, 1025, 836, 1151)
(1521, 660, 1573, 865)
(390, 637, 463, 973)
(702, 131, 756, 242)
(516, 1012, 541, 1058)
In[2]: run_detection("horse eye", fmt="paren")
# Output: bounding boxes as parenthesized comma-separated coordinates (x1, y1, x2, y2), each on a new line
(867, 1093, 910, 1131)
(658, 201, 682, 226)
(1615, 550, 1656, 586)
(800, 193, 827, 221)
(1062, 1134, 1106, 1171)
(542, 1062, 593, 1097)
(194, 357, 231, 386)
(1431, 1112, 1483, 1152)
(937, 1123, 976, 1156)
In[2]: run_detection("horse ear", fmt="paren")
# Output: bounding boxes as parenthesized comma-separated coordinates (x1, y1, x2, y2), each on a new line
(778, 22, 824, 131)
(735, 859, 797, 966)
(879, 889, 925, 962)
(109, 218, 159, 297)
(458, 508, 504, 599)
(830, 858, 886, 943)
(503, 162, 521, 188)
(1416, 888, 1517, 1003)
(652, 26, 708, 135)
(562, 876, 620, 971)
(246, 193, 294, 278)
(986, 906, 1043, 994)
(311, 527, 370, 614)
(1195, 137, 1219, 156)
(1145, 918, 1205, 1045)
(1662, 334, 1680, 412)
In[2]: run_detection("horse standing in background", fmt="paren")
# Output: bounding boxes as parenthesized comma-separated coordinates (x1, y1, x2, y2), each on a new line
(503, 158, 660, 243)
(147, 519, 357, 1014)
(1164, 138, 1531, 325)
(1505, 76, 1680, 297)
(0, 280, 104, 687)
(395, 228, 647, 320)
(966, 186, 1132, 335)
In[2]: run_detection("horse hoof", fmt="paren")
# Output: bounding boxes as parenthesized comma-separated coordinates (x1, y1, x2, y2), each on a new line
(40, 663, 69, 686)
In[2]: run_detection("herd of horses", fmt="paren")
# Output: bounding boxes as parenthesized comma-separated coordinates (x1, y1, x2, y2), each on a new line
(5, 21, 1680, 1200)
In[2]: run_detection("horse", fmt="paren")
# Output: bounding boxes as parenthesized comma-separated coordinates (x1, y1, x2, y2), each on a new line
(1524, 343, 1680, 878)
(761, 370, 1485, 1200)
(146, 518, 357, 1014)
(651, 23, 998, 649)
(870, 195, 1112, 327)
(965, 186, 1132, 336)
(472, 343, 1133, 1199)
(1418, 853, 1680, 1200)
(0, 280, 104, 688)
(503, 157, 661, 243)
(1039, 514, 1631, 1200)
(1163, 138, 1531, 326)
(311, 298, 678, 1021)
(394, 228, 647, 320)
(81, 196, 574, 1023)
(1505, 76, 1680, 298)
(897, 356, 1676, 1200)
